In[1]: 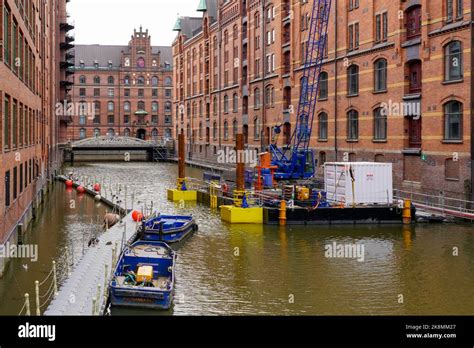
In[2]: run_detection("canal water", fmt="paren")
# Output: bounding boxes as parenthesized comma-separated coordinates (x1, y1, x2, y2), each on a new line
(0, 184, 108, 315)
(1, 162, 473, 315)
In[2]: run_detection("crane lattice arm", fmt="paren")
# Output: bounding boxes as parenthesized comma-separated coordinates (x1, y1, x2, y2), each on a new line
(270, 0, 332, 180)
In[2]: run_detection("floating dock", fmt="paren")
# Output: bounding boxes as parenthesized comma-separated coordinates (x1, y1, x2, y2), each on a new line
(44, 176, 138, 316)
(44, 214, 138, 315)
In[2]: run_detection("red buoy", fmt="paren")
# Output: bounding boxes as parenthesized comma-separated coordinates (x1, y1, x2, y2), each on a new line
(132, 211, 144, 222)
(93, 183, 101, 192)
(77, 186, 85, 194)
(65, 180, 73, 188)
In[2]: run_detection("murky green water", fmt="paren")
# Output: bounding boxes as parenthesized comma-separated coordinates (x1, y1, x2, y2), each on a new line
(1, 162, 473, 315)
(0, 184, 108, 315)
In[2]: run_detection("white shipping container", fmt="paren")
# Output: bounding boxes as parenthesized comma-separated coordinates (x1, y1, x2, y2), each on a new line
(324, 162, 393, 206)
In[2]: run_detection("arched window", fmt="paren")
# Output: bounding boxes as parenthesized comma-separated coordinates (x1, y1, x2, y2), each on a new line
(79, 76, 86, 84)
(374, 107, 387, 140)
(137, 101, 145, 110)
(318, 72, 328, 99)
(406, 5, 422, 39)
(124, 75, 131, 85)
(233, 93, 238, 112)
(94, 128, 100, 137)
(94, 76, 100, 84)
(107, 128, 115, 137)
(318, 112, 328, 140)
(265, 85, 274, 107)
(444, 101, 462, 140)
(233, 120, 238, 139)
(165, 77, 172, 86)
(124, 128, 131, 137)
(224, 95, 229, 113)
(213, 96, 218, 115)
(254, 117, 260, 140)
(374, 59, 387, 92)
(79, 128, 86, 139)
(347, 65, 359, 96)
(213, 122, 217, 140)
(137, 76, 145, 85)
(152, 128, 159, 139)
(254, 88, 261, 108)
(151, 76, 159, 86)
(152, 102, 159, 113)
(445, 41, 463, 81)
(124, 101, 131, 112)
(224, 121, 229, 140)
(347, 110, 359, 140)
(108, 76, 114, 85)
(107, 101, 114, 112)
(165, 101, 172, 113)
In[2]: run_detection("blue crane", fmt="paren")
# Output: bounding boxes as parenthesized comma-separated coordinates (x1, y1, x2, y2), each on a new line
(270, 0, 332, 180)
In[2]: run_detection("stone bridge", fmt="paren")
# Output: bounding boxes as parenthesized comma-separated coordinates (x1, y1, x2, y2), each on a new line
(66, 136, 175, 162)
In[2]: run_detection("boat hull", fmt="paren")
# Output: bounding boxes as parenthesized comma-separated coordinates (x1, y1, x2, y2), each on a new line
(109, 241, 176, 310)
(141, 215, 197, 244)
(109, 288, 173, 310)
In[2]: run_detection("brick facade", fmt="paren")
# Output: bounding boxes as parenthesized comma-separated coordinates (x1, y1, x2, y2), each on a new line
(0, 0, 71, 266)
(68, 27, 173, 142)
(173, 0, 473, 200)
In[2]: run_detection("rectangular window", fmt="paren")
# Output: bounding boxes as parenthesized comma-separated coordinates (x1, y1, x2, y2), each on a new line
(4, 6, 11, 66)
(24, 161, 28, 189)
(108, 116, 114, 124)
(447, 0, 453, 21)
(124, 89, 130, 97)
(79, 88, 86, 97)
(13, 166, 17, 200)
(94, 88, 100, 97)
(5, 170, 11, 207)
(375, 14, 381, 43)
(108, 88, 114, 97)
(382, 12, 388, 40)
(152, 89, 158, 97)
(12, 100, 17, 148)
(456, 0, 463, 18)
(20, 163, 23, 193)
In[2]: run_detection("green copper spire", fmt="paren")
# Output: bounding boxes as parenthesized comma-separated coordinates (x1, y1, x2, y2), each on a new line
(172, 17, 182, 31)
(197, 0, 207, 12)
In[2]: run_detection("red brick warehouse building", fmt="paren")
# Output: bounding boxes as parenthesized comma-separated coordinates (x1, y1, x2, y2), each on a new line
(0, 0, 73, 275)
(68, 27, 174, 141)
(172, 0, 473, 200)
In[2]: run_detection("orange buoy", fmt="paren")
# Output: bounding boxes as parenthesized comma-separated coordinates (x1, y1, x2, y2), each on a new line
(93, 183, 101, 192)
(77, 186, 85, 194)
(132, 211, 144, 222)
(65, 180, 73, 188)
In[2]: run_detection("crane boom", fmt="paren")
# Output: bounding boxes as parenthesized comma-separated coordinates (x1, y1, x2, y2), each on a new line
(270, 0, 332, 180)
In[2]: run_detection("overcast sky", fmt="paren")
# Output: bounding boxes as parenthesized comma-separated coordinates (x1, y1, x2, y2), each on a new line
(69, 0, 201, 46)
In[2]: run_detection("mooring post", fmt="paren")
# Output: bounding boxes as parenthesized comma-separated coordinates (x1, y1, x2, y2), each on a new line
(96, 284, 101, 314)
(177, 131, 186, 190)
(52, 261, 58, 297)
(234, 134, 245, 207)
(25, 294, 31, 316)
(35, 281, 40, 316)
(104, 265, 109, 298)
(92, 297, 97, 316)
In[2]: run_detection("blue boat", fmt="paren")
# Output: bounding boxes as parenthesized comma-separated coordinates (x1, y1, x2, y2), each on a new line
(139, 213, 198, 243)
(109, 241, 176, 310)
